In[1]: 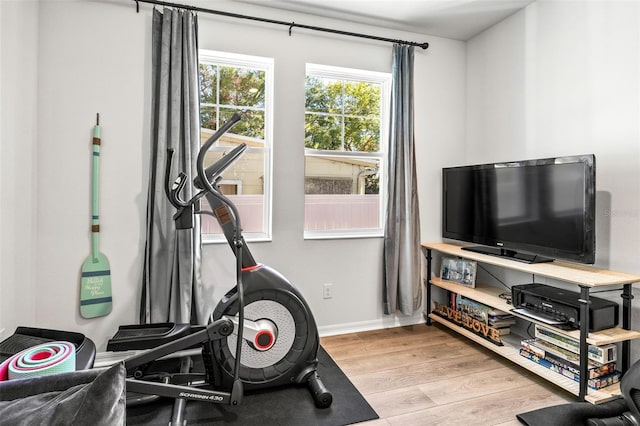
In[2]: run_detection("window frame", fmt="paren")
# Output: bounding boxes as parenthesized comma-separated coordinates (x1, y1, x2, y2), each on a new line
(199, 49, 274, 243)
(304, 63, 391, 240)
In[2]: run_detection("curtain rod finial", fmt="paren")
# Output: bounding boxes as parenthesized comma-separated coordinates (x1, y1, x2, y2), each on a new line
(419, 42, 429, 50)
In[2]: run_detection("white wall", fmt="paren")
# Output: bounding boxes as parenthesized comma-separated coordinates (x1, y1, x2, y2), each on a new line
(466, 0, 640, 362)
(0, 0, 39, 340)
(0, 0, 465, 349)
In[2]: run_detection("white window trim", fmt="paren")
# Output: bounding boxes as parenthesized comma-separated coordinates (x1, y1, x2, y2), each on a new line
(304, 63, 391, 240)
(199, 49, 274, 244)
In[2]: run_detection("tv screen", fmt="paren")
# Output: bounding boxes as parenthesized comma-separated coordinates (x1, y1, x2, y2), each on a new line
(442, 154, 596, 264)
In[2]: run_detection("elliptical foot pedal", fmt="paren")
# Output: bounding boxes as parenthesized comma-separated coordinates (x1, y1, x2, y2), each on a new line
(107, 323, 193, 351)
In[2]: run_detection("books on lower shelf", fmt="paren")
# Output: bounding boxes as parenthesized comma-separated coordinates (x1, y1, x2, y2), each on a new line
(519, 348, 620, 390)
(534, 324, 617, 364)
(520, 325, 620, 390)
(521, 339, 616, 379)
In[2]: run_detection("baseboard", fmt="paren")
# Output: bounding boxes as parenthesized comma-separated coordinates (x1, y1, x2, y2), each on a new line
(318, 313, 425, 337)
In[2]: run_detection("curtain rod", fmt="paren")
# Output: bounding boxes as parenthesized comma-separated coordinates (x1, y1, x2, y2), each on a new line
(133, 0, 429, 49)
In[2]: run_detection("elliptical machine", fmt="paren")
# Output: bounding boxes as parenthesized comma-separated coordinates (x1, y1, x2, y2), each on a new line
(117, 113, 332, 414)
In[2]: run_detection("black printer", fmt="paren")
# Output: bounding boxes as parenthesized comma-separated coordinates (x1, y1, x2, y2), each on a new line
(511, 283, 618, 331)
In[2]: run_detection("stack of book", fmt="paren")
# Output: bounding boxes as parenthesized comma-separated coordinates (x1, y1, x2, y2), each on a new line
(488, 311, 516, 336)
(520, 324, 620, 390)
(454, 294, 516, 336)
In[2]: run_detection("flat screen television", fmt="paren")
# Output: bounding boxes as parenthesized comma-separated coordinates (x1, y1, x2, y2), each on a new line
(442, 154, 596, 264)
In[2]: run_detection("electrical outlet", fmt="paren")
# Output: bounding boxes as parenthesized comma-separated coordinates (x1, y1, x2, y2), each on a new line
(322, 283, 333, 299)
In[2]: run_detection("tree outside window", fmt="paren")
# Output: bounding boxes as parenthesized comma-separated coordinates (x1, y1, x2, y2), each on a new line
(198, 50, 273, 242)
(304, 64, 390, 238)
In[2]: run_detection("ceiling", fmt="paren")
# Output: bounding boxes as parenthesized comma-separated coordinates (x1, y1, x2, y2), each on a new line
(234, 0, 535, 41)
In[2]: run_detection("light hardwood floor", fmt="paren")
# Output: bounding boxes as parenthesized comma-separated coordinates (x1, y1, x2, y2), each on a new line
(320, 324, 575, 426)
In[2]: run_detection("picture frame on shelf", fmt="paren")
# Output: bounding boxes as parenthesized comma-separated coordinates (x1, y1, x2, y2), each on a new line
(440, 256, 477, 288)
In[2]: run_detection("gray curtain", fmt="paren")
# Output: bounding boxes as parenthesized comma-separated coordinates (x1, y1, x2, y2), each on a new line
(141, 8, 204, 324)
(383, 44, 422, 316)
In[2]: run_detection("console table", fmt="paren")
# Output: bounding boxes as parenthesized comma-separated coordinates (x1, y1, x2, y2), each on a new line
(422, 242, 640, 404)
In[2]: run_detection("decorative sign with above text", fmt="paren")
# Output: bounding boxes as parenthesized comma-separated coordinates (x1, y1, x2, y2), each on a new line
(432, 302, 504, 346)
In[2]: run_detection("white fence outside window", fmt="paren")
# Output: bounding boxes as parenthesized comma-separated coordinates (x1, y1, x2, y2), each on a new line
(201, 194, 380, 234)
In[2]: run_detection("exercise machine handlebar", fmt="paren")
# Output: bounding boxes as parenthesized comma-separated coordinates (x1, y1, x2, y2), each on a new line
(194, 142, 247, 190)
(164, 112, 245, 210)
(195, 113, 243, 195)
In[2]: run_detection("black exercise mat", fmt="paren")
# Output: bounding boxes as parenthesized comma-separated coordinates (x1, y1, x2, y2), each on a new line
(127, 346, 378, 425)
(516, 398, 628, 426)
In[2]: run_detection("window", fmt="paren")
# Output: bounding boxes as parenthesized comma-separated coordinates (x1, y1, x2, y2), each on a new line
(304, 64, 390, 238)
(198, 50, 273, 242)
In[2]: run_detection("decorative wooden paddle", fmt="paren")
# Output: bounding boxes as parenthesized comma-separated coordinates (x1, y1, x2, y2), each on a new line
(80, 113, 112, 318)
